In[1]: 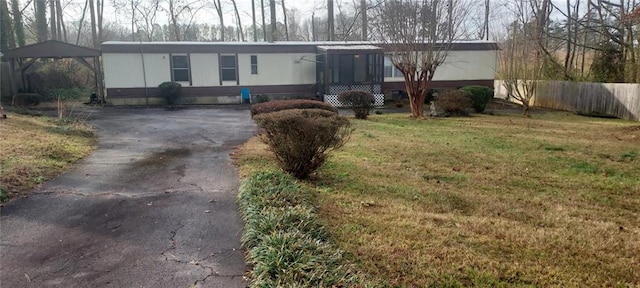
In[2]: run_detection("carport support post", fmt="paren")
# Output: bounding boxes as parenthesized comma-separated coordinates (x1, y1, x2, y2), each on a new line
(94, 56, 105, 103)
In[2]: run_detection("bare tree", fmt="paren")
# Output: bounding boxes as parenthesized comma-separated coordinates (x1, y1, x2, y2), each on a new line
(252, 0, 257, 41)
(327, 0, 334, 40)
(89, 0, 98, 47)
(261, 0, 267, 41)
(230, 0, 244, 41)
(50, 0, 57, 40)
(361, 0, 367, 40)
(269, 0, 276, 41)
(55, 0, 66, 41)
(211, 0, 224, 41)
(501, 0, 543, 116)
(165, 0, 203, 41)
(371, 0, 469, 118)
(281, 0, 288, 40)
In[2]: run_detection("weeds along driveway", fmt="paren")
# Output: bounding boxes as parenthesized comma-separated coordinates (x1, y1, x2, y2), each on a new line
(0, 107, 256, 287)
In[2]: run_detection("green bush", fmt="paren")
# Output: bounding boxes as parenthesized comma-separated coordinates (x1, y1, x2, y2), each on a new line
(253, 109, 351, 179)
(434, 90, 472, 116)
(460, 86, 494, 113)
(158, 82, 182, 105)
(338, 90, 376, 119)
(13, 93, 42, 107)
(238, 172, 357, 287)
(253, 94, 270, 103)
(250, 99, 338, 117)
(0, 186, 8, 202)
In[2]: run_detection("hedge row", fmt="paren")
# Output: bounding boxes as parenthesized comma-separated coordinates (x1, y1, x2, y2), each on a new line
(250, 99, 338, 117)
(238, 171, 357, 287)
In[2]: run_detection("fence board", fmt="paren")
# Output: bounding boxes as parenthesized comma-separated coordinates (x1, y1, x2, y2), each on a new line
(495, 80, 640, 121)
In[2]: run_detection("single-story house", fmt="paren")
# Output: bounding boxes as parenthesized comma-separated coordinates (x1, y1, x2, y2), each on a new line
(100, 41, 498, 105)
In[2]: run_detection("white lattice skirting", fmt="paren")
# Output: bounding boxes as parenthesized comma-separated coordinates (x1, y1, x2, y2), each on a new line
(324, 94, 385, 107)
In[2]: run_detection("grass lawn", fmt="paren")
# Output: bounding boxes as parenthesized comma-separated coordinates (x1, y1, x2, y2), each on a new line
(234, 111, 640, 287)
(0, 112, 95, 201)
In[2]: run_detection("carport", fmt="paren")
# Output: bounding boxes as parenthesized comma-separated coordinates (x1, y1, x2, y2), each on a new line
(1, 40, 104, 102)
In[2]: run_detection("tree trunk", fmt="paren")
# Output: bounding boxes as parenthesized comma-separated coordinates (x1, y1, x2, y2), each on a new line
(327, 0, 334, 41)
(231, 0, 244, 41)
(361, 0, 367, 40)
(269, 0, 276, 41)
(251, 0, 257, 41)
(131, 0, 136, 40)
(76, 0, 89, 45)
(50, 0, 57, 40)
(281, 0, 288, 40)
(36, 0, 48, 41)
(311, 13, 316, 41)
(89, 0, 98, 47)
(97, 0, 103, 44)
(56, 0, 66, 42)
(214, 0, 224, 41)
(0, 0, 15, 49)
(261, 0, 266, 41)
(11, 0, 25, 47)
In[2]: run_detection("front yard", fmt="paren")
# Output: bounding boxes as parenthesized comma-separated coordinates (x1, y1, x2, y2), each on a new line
(234, 111, 640, 286)
(0, 113, 95, 201)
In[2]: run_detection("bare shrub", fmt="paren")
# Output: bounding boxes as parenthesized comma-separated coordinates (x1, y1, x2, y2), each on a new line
(251, 99, 338, 117)
(338, 90, 375, 119)
(253, 109, 351, 179)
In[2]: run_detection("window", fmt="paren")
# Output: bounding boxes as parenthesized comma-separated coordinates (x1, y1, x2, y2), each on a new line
(384, 56, 403, 78)
(221, 55, 237, 82)
(171, 54, 190, 82)
(250, 55, 258, 74)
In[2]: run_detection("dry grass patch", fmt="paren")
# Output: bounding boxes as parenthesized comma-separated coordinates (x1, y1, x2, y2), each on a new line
(0, 113, 95, 200)
(234, 112, 640, 287)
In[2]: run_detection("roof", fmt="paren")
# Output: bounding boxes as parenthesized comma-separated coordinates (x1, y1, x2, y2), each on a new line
(1, 40, 101, 59)
(317, 45, 382, 51)
(101, 41, 499, 54)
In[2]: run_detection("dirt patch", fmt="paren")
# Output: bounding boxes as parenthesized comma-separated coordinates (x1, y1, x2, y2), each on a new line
(613, 126, 640, 143)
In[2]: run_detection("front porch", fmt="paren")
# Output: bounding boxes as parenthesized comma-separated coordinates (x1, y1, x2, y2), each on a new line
(316, 45, 385, 107)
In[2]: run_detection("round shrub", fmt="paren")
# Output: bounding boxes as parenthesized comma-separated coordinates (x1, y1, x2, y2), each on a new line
(460, 86, 494, 113)
(253, 109, 351, 179)
(338, 90, 375, 119)
(250, 99, 338, 117)
(434, 90, 472, 116)
(158, 82, 182, 105)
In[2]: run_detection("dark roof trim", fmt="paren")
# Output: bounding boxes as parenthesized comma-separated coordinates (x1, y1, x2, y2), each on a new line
(102, 43, 318, 54)
(101, 41, 499, 54)
(2, 40, 101, 59)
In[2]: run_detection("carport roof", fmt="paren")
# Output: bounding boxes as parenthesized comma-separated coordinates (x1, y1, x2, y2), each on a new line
(1, 40, 101, 59)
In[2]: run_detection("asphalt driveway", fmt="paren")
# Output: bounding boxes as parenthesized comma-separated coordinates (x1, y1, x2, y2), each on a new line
(1, 107, 256, 287)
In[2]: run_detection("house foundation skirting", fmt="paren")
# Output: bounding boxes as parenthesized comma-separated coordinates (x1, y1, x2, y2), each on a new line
(324, 94, 385, 107)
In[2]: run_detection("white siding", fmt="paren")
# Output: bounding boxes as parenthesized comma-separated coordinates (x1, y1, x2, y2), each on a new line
(103, 53, 170, 88)
(383, 50, 497, 82)
(191, 53, 220, 87)
(238, 53, 316, 86)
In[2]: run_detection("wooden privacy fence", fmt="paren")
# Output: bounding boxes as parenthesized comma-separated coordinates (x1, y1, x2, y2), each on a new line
(495, 80, 640, 121)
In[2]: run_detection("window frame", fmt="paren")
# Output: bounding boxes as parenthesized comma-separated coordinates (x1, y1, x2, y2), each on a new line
(220, 54, 238, 82)
(384, 56, 403, 78)
(171, 54, 191, 83)
(250, 55, 258, 75)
